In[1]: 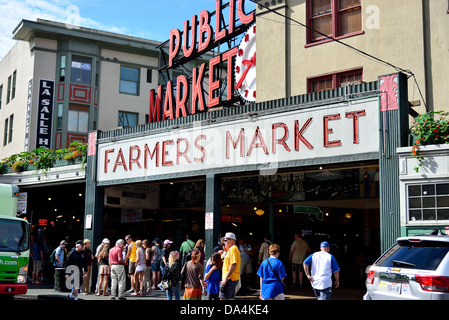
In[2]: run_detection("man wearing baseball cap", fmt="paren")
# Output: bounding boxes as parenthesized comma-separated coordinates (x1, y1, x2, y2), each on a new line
(303, 241, 340, 300)
(219, 232, 241, 300)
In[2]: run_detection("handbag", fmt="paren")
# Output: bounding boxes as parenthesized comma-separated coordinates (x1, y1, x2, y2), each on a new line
(266, 258, 287, 294)
(158, 280, 169, 291)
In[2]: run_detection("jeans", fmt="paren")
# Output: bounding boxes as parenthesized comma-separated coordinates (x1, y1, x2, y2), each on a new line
(166, 284, 180, 300)
(313, 287, 332, 300)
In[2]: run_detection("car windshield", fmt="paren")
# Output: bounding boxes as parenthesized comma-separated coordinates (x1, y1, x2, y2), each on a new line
(0, 218, 29, 253)
(376, 240, 449, 271)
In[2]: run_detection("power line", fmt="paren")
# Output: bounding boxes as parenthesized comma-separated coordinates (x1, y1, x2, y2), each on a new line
(250, 0, 428, 111)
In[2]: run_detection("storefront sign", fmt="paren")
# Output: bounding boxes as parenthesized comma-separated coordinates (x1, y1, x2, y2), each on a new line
(292, 206, 323, 221)
(222, 214, 242, 223)
(97, 98, 379, 183)
(149, 0, 255, 123)
(24, 78, 33, 152)
(36, 79, 54, 148)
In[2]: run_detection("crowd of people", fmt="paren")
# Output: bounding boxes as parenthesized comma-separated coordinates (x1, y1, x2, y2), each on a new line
(29, 230, 341, 301)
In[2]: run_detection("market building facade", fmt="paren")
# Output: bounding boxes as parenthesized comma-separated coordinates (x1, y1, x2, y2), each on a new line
(1, 0, 449, 288)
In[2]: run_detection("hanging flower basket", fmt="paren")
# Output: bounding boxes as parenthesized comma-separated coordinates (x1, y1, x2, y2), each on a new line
(0, 142, 87, 175)
(410, 111, 449, 172)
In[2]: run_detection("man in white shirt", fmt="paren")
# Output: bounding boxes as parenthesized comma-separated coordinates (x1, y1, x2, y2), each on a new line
(303, 241, 340, 300)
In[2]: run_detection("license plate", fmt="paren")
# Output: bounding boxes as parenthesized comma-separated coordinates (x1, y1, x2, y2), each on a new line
(380, 281, 402, 294)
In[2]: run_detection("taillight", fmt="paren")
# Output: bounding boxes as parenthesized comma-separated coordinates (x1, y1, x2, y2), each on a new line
(366, 269, 375, 285)
(415, 275, 449, 293)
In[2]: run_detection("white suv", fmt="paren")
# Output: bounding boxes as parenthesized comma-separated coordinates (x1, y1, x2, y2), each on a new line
(364, 235, 449, 300)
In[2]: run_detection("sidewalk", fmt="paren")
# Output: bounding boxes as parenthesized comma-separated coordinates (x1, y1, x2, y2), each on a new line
(18, 282, 365, 301)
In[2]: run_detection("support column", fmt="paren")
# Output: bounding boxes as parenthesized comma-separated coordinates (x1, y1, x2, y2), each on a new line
(205, 174, 222, 260)
(378, 73, 409, 253)
(83, 132, 103, 250)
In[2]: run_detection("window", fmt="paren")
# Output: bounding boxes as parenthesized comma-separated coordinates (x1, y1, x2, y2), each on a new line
(8, 114, 13, 144)
(408, 183, 449, 222)
(71, 55, 92, 85)
(60, 55, 66, 82)
(0, 85, 3, 109)
(308, 69, 362, 93)
(57, 103, 63, 131)
(120, 66, 140, 95)
(146, 69, 153, 83)
(11, 70, 16, 100)
(3, 118, 7, 146)
(308, 0, 362, 43)
(6, 75, 11, 104)
(118, 111, 138, 127)
(3, 114, 13, 146)
(68, 105, 89, 133)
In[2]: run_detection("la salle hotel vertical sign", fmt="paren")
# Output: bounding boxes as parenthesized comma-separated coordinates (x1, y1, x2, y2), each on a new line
(36, 79, 54, 148)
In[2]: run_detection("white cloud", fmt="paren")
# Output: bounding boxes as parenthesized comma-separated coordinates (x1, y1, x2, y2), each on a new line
(0, 0, 126, 60)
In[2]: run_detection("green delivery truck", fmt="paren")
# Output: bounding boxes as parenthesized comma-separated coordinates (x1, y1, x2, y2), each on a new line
(0, 184, 30, 299)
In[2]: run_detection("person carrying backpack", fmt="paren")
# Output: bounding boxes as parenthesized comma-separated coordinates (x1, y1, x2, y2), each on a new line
(52, 240, 67, 268)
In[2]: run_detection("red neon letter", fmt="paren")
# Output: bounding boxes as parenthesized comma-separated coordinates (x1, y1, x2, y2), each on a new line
(104, 149, 114, 173)
(192, 63, 206, 114)
(323, 114, 342, 148)
(198, 10, 212, 52)
(345, 110, 366, 144)
(294, 118, 314, 150)
(129, 145, 142, 170)
(169, 29, 181, 67)
(177, 138, 191, 164)
(272, 123, 291, 154)
(226, 129, 245, 159)
(228, 0, 236, 34)
(176, 75, 189, 119)
(162, 140, 174, 167)
(149, 85, 162, 123)
(208, 55, 221, 108)
(247, 127, 269, 156)
(183, 16, 197, 58)
(222, 47, 238, 101)
(215, 0, 227, 42)
(237, 0, 254, 25)
(194, 135, 207, 163)
(162, 81, 174, 121)
(144, 142, 159, 168)
(113, 148, 128, 172)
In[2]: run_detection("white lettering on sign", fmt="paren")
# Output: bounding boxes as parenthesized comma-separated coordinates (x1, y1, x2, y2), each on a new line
(98, 98, 379, 183)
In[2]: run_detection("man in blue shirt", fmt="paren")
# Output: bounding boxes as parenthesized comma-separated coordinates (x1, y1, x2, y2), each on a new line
(303, 241, 340, 300)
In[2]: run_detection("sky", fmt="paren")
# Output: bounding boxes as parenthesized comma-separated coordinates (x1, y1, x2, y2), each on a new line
(0, 0, 257, 60)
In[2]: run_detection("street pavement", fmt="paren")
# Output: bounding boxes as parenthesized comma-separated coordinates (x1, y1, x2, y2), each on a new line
(18, 282, 365, 301)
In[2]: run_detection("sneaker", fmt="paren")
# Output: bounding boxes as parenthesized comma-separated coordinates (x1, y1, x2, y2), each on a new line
(118, 297, 127, 300)
(109, 297, 116, 300)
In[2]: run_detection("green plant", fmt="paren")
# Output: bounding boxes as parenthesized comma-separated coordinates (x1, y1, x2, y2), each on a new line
(0, 142, 88, 174)
(11, 160, 26, 173)
(410, 111, 449, 172)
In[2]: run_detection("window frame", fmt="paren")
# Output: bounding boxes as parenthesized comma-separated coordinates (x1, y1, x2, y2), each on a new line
(118, 111, 139, 128)
(3, 118, 8, 146)
(119, 66, 140, 96)
(306, 0, 363, 46)
(67, 105, 89, 133)
(70, 55, 92, 85)
(406, 182, 449, 224)
(307, 68, 363, 93)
